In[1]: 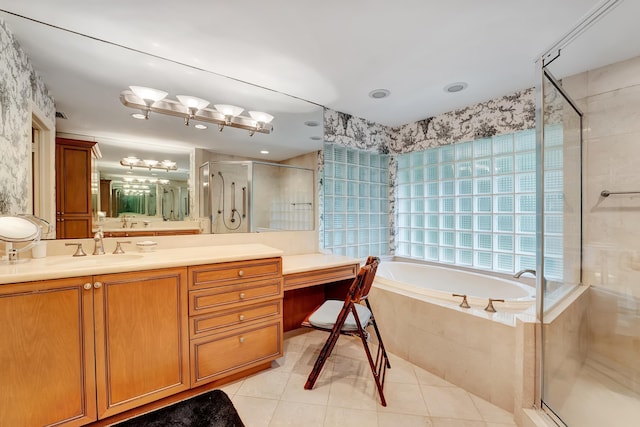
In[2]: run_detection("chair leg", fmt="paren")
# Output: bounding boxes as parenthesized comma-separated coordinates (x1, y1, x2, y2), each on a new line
(365, 300, 391, 369)
(304, 303, 353, 390)
(352, 306, 389, 406)
(304, 326, 341, 390)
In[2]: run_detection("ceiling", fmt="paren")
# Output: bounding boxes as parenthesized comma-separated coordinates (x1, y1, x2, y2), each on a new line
(2, 0, 639, 163)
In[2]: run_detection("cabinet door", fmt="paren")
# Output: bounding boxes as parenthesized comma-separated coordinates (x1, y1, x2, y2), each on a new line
(94, 268, 189, 419)
(0, 277, 96, 427)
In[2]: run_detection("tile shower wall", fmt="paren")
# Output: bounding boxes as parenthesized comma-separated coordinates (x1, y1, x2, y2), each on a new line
(563, 54, 640, 379)
(323, 143, 390, 257)
(0, 19, 55, 215)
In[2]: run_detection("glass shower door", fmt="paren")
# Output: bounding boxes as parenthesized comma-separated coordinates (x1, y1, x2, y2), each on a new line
(538, 68, 584, 425)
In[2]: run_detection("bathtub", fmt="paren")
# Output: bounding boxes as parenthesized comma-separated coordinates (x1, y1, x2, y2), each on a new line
(375, 260, 535, 311)
(368, 260, 537, 413)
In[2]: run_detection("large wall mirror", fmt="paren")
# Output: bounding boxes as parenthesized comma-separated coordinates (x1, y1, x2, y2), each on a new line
(1, 10, 323, 238)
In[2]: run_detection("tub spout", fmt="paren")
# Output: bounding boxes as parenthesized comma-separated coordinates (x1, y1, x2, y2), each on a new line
(513, 269, 536, 279)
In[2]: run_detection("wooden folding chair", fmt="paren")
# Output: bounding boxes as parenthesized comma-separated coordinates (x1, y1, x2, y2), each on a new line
(301, 256, 391, 406)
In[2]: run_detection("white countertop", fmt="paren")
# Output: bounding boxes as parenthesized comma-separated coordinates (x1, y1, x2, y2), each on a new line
(282, 253, 360, 275)
(0, 244, 282, 284)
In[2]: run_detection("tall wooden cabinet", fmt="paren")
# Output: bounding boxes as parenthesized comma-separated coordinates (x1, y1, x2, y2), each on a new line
(56, 138, 96, 239)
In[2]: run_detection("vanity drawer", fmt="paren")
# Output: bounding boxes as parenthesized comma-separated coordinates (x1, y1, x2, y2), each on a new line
(190, 300, 282, 338)
(189, 277, 282, 315)
(189, 257, 281, 290)
(190, 319, 282, 386)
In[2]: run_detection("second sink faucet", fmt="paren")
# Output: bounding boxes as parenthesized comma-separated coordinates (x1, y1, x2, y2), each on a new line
(93, 230, 105, 255)
(514, 269, 536, 278)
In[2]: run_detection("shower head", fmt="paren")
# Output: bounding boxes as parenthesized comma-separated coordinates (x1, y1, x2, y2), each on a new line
(218, 171, 223, 177)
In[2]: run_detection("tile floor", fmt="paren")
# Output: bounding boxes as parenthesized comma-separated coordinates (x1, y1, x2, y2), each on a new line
(221, 329, 517, 427)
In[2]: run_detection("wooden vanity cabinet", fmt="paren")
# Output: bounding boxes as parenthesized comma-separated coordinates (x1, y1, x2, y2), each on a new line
(93, 268, 189, 419)
(188, 257, 284, 386)
(0, 276, 97, 427)
(102, 229, 199, 238)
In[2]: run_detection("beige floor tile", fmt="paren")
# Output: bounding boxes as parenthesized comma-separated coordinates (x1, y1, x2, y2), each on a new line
(421, 386, 483, 421)
(236, 369, 291, 400)
(280, 372, 331, 406)
(378, 412, 433, 427)
(231, 395, 278, 427)
(218, 379, 244, 397)
(469, 393, 515, 424)
(328, 376, 379, 410)
(268, 401, 326, 427)
(485, 423, 517, 427)
(272, 350, 304, 373)
(431, 418, 486, 427)
(323, 406, 378, 427)
(378, 382, 429, 416)
(385, 356, 419, 384)
(330, 353, 373, 380)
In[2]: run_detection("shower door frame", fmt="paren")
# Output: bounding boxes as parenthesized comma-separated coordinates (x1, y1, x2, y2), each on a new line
(535, 59, 584, 426)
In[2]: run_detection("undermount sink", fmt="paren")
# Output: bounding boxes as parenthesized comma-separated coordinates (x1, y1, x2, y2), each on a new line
(45, 253, 144, 267)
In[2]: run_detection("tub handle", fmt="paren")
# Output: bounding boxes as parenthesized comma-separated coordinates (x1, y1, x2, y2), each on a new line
(484, 298, 505, 313)
(452, 294, 470, 309)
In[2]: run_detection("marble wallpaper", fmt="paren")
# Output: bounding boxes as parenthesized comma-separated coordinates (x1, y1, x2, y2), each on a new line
(0, 19, 55, 215)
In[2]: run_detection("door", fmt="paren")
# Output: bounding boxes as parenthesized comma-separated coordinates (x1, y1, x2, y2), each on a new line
(537, 67, 584, 425)
(0, 277, 96, 427)
(93, 268, 189, 419)
(56, 138, 95, 238)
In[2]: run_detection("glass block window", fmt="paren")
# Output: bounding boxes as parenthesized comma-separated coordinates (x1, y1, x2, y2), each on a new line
(543, 124, 564, 280)
(323, 144, 390, 257)
(396, 129, 543, 275)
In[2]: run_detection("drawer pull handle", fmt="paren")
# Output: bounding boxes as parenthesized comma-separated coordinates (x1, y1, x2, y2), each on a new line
(239, 292, 245, 299)
(83, 283, 92, 290)
(239, 314, 245, 321)
(94, 282, 102, 289)
(239, 337, 245, 344)
(238, 270, 244, 277)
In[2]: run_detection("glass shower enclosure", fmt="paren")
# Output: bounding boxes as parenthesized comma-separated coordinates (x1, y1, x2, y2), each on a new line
(199, 161, 315, 233)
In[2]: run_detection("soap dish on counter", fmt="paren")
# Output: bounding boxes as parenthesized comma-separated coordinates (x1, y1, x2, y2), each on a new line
(136, 240, 158, 252)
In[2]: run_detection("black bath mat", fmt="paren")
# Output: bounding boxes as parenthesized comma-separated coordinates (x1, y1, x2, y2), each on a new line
(114, 389, 245, 427)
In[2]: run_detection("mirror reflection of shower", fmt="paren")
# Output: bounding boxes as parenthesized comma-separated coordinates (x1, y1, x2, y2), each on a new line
(216, 171, 246, 231)
(160, 184, 189, 221)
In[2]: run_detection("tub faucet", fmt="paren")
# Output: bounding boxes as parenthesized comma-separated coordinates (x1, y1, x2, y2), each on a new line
(452, 294, 470, 308)
(93, 230, 105, 255)
(513, 269, 536, 279)
(484, 298, 505, 313)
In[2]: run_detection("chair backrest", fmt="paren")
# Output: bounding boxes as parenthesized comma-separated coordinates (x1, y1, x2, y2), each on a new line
(348, 256, 380, 303)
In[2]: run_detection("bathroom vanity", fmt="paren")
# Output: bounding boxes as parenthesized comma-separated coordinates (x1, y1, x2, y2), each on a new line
(0, 245, 358, 426)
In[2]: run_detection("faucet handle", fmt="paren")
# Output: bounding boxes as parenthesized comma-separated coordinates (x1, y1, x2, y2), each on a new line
(113, 241, 131, 254)
(484, 298, 505, 313)
(65, 242, 87, 257)
(452, 293, 470, 308)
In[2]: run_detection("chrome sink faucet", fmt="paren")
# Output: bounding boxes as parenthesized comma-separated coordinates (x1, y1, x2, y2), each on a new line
(514, 269, 536, 278)
(93, 230, 105, 255)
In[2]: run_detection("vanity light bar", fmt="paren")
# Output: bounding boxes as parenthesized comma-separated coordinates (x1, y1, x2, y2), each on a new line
(120, 90, 273, 135)
(120, 157, 178, 171)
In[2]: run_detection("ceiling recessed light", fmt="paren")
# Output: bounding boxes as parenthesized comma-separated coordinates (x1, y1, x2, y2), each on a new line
(310, 136, 322, 141)
(444, 82, 468, 93)
(368, 89, 390, 99)
(260, 150, 269, 154)
(304, 120, 320, 127)
(194, 124, 207, 130)
(131, 113, 146, 120)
